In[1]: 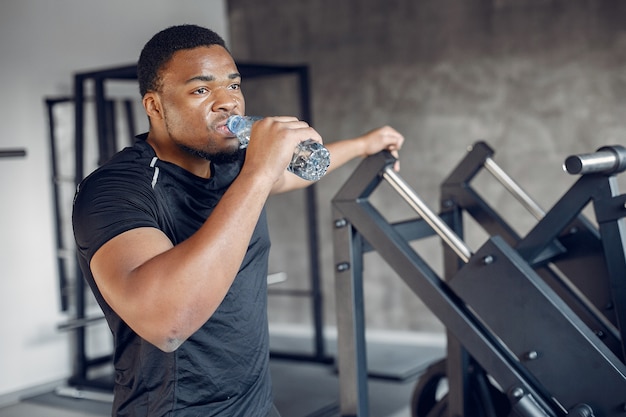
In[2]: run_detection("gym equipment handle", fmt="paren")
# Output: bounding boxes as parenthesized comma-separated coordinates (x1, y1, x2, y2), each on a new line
(483, 156, 545, 220)
(564, 145, 626, 175)
(383, 166, 473, 263)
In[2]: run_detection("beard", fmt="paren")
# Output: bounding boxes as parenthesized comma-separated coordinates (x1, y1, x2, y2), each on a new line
(162, 108, 243, 164)
(177, 143, 244, 165)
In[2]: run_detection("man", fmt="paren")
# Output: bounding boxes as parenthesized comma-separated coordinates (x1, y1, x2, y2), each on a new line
(73, 24, 404, 417)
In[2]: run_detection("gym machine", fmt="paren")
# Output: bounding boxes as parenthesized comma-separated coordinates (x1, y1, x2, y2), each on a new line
(332, 142, 626, 417)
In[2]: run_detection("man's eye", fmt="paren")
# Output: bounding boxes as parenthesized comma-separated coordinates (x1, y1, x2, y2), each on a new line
(194, 87, 209, 94)
(228, 83, 241, 91)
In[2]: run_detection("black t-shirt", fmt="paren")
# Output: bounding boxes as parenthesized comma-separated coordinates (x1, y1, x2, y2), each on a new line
(72, 139, 273, 417)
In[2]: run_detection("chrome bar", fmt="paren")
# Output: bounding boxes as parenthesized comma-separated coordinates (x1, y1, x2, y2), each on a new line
(484, 156, 545, 220)
(383, 166, 472, 263)
(563, 145, 626, 176)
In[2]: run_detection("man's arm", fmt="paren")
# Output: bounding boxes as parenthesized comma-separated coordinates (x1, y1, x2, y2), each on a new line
(89, 118, 318, 352)
(90, 171, 273, 352)
(271, 125, 405, 194)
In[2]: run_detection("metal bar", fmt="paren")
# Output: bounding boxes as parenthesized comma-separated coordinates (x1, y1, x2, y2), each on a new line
(483, 157, 545, 220)
(516, 175, 598, 264)
(45, 98, 70, 311)
(123, 99, 137, 146)
(0, 149, 26, 158)
(440, 188, 474, 417)
(564, 145, 626, 176)
(57, 315, 106, 332)
(333, 212, 369, 417)
(361, 215, 451, 253)
(382, 166, 473, 263)
(94, 77, 110, 165)
(72, 73, 87, 383)
(104, 99, 117, 160)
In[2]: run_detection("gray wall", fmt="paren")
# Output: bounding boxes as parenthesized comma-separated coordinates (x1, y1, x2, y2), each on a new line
(227, 0, 626, 335)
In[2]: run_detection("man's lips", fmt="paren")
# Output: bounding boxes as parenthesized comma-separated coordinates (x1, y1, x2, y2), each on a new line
(216, 115, 241, 136)
(216, 123, 235, 136)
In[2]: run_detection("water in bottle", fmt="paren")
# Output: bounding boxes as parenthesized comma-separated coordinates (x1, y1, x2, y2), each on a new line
(226, 115, 330, 181)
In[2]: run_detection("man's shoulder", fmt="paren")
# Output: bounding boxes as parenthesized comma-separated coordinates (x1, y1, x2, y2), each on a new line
(74, 142, 158, 211)
(104, 140, 154, 169)
(84, 141, 154, 181)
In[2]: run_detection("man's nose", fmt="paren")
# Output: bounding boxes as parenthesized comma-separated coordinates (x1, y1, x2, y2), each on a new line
(213, 89, 239, 112)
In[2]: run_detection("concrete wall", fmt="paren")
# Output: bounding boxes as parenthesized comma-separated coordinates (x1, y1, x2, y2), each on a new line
(227, 0, 626, 334)
(0, 0, 228, 402)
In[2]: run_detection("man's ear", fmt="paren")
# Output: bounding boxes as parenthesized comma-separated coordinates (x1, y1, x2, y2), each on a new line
(143, 92, 163, 120)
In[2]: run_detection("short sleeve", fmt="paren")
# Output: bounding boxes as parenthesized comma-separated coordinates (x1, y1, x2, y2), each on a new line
(72, 168, 160, 263)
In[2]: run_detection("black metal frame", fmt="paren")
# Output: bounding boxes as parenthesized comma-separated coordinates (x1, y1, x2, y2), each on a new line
(48, 61, 330, 393)
(332, 144, 626, 416)
(440, 142, 624, 359)
(0, 149, 26, 158)
(46, 97, 74, 313)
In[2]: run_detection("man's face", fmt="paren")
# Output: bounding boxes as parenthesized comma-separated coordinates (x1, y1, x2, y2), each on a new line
(156, 45, 245, 160)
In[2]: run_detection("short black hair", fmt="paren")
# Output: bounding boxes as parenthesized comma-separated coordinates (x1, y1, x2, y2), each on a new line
(137, 24, 227, 97)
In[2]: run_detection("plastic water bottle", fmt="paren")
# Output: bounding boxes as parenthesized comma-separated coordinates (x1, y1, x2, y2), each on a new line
(226, 115, 330, 181)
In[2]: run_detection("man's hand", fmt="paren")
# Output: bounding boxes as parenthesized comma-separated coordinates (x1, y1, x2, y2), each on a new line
(357, 125, 404, 170)
(243, 116, 324, 184)
(270, 123, 405, 194)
